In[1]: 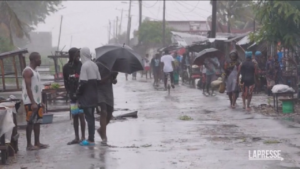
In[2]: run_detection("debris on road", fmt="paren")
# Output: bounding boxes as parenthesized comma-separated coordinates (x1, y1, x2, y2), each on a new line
(179, 115, 193, 121)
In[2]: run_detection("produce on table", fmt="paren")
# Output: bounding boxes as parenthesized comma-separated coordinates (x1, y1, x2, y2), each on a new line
(50, 83, 60, 89)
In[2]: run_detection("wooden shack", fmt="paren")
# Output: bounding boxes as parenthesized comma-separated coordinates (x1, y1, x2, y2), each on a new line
(47, 51, 69, 82)
(0, 49, 28, 92)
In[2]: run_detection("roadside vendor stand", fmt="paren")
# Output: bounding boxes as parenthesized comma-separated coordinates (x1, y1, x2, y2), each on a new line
(0, 99, 21, 164)
(45, 52, 69, 114)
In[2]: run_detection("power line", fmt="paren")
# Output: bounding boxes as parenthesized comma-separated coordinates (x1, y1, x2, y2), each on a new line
(142, 1, 158, 8)
(171, 1, 208, 20)
(175, 1, 211, 13)
(172, 1, 190, 20)
(174, 1, 200, 14)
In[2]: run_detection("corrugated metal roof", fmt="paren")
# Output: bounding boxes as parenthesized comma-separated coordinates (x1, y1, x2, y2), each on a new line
(225, 32, 250, 43)
(236, 35, 251, 45)
(171, 31, 207, 47)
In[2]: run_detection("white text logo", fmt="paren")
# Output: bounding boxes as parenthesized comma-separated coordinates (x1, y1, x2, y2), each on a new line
(248, 150, 284, 161)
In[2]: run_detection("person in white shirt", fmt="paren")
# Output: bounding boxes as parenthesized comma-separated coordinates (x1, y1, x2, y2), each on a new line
(160, 49, 175, 89)
(22, 52, 49, 151)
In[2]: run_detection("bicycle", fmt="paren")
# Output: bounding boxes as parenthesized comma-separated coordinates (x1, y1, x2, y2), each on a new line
(165, 72, 172, 95)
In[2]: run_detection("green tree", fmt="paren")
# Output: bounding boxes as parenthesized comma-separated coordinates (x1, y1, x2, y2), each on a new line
(0, 1, 29, 45)
(8, 1, 63, 29)
(0, 36, 14, 53)
(250, 0, 300, 50)
(138, 18, 172, 47)
(209, 1, 255, 32)
(0, 1, 63, 45)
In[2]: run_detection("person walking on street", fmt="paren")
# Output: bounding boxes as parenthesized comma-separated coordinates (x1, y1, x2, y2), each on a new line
(224, 51, 240, 108)
(142, 54, 151, 79)
(96, 62, 118, 144)
(22, 52, 49, 151)
(203, 59, 216, 95)
(238, 51, 257, 111)
(161, 49, 175, 90)
(76, 47, 101, 146)
(151, 53, 161, 86)
(63, 47, 86, 145)
(173, 52, 181, 85)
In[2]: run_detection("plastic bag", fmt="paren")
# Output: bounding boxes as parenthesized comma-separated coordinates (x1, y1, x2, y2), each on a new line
(219, 82, 226, 93)
(70, 103, 83, 115)
(271, 84, 295, 94)
(0, 108, 15, 143)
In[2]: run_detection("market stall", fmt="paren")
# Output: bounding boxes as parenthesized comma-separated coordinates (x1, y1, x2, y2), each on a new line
(47, 51, 68, 82)
(42, 82, 69, 113)
(0, 99, 21, 164)
(0, 49, 28, 92)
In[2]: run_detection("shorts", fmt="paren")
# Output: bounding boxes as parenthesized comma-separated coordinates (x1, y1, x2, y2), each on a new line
(25, 104, 43, 124)
(241, 79, 255, 87)
(97, 102, 114, 114)
(144, 66, 150, 71)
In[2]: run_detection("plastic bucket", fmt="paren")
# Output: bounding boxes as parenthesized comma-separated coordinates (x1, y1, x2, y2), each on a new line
(42, 114, 53, 124)
(282, 100, 294, 114)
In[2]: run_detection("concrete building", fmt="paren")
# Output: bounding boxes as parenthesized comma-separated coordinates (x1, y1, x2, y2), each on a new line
(166, 21, 210, 36)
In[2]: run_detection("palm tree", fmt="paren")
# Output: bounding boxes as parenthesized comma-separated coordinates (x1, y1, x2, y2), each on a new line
(0, 1, 29, 46)
(209, 0, 255, 33)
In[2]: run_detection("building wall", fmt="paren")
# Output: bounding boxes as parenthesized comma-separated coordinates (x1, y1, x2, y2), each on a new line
(166, 21, 210, 35)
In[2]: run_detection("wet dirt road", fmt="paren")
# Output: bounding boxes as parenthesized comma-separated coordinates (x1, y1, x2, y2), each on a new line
(3, 76, 300, 169)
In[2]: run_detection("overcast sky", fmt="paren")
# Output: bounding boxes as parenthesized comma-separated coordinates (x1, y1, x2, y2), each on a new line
(35, 1, 211, 52)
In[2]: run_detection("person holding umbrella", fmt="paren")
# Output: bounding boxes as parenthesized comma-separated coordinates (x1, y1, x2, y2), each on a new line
(95, 61, 118, 144)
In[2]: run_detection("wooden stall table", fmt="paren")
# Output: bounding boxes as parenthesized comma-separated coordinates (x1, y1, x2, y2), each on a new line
(42, 85, 70, 120)
(273, 91, 295, 112)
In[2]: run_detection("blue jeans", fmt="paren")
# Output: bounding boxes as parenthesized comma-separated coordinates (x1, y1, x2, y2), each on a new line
(84, 107, 95, 142)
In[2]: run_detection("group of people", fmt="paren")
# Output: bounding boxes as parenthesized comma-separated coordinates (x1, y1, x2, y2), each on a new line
(224, 50, 257, 111)
(22, 47, 118, 151)
(140, 50, 181, 89)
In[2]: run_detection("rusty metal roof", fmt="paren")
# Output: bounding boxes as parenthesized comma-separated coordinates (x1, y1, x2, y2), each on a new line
(171, 31, 207, 47)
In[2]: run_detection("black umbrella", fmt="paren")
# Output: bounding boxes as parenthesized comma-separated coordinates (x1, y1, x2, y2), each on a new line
(192, 48, 219, 65)
(95, 44, 144, 74)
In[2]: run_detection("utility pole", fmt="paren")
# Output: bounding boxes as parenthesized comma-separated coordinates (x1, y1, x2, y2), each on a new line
(119, 9, 123, 37)
(108, 20, 111, 44)
(162, 0, 166, 47)
(138, 0, 142, 45)
(126, 0, 132, 46)
(211, 0, 217, 38)
(70, 35, 73, 47)
(253, 19, 255, 32)
(116, 16, 119, 43)
(115, 20, 118, 43)
(57, 15, 63, 51)
(112, 20, 115, 43)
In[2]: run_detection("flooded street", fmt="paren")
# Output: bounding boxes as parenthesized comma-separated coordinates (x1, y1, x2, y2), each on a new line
(3, 76, 300, 169)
